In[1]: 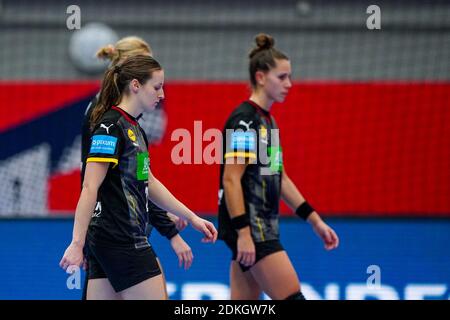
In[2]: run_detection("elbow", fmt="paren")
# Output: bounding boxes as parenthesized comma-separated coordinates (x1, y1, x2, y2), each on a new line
(280, 173, 289, 192)
(222, 173, 240, 190)
(281, 171, 290, 185)
(81, 181, 99, 195)
(147, 175, 156, 186)
(147, 171, 157, 186)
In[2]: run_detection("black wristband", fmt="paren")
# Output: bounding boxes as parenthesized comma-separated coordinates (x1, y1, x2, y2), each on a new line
(230, 214, 250, 230)
(166, 228, 179, 240)
(295, 201, 315, 220)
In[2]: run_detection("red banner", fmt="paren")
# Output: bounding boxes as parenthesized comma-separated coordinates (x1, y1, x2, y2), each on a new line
(2, 81, 449, 216)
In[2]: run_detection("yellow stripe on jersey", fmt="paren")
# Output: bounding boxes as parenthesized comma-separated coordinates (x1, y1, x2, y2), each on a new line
(262, 179, 266, 203)
(87, 157, 118, 168)
(256, 216, 265, 241)
(224, 152, 257, 159)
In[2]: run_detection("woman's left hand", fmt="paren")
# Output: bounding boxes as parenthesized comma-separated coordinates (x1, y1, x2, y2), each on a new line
(189, 216, 218, 243)
(312, 221, 339, 250)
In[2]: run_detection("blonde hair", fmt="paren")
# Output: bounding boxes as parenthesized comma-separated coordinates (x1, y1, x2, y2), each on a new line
(96, 36, 152, 66)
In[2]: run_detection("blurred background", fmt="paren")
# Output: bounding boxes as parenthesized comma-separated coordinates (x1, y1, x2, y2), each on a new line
(0, 0, 449, 299)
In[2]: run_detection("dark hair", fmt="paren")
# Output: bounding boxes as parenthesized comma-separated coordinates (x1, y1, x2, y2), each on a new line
(90, 55, 162, 130)
(248, 33, 289, 88)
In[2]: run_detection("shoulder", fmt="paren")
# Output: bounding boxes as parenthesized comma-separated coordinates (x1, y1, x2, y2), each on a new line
(82, 94, 99, 136)
(96, 109, 123, 128)
(91, 109, 124, 137)
(225, 102, 260, 130)
(101, 108, 122, 123)
(84, 93, 99, 117)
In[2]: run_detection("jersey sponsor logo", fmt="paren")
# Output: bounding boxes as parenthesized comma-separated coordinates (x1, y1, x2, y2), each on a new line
(90, 135, 117, 154)
(137, 152, 149, 180)
(231, 131, 256, 151)
(268, 146, 283, 173)
(128, 129, 136, 142)
(100, 123, 114, 134)
(238, 120, 253, 131)
(260, 125, 268, 144)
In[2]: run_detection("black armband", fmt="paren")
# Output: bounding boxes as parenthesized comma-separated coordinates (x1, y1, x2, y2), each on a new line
(230, 214, 250, 230)
(148, 201, 179, 239)
(295, 201, 315, 220)
(165, 228, 179, 240)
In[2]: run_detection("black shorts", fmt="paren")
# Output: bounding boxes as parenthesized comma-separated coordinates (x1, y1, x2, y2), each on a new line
(85, 241, 162, 293)
(223, 238, 284, 272)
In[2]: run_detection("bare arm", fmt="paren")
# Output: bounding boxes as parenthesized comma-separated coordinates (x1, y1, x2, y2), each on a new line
(72, 162, 109, 244)
(222, 161, 247, 220)
(281, 170, 339, 250)
(147, 169, 197, 222)
(281, 170, 305, 211)
(222, 159, 255, 266)
(60, 162, 109, 270)
(147, 169, 217, 242)
(281, 170, 323, 225)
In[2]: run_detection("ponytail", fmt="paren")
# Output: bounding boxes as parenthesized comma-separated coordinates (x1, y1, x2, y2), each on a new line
(90, 55, 162, 130)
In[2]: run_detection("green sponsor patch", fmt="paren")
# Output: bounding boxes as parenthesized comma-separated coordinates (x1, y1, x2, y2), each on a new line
(268, 146, 283, 173)
(137, 152, 149, 180)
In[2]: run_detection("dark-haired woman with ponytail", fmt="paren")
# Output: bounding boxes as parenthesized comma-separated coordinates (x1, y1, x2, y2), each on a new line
(60, 55, 217, 300)
(83, 36, 190, 274)
(79, 38, 192, 301)
(218, 34, 339, 300)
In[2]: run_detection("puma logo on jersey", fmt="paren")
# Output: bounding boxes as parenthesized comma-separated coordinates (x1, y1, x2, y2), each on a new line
(100, 123, 114, 134)
(239, 120, 253, 131)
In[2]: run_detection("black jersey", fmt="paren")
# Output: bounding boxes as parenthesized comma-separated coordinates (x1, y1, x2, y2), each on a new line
(86, 106, 152, 248)
(81, 98, 178, 241)
(218, 100, 283, 243)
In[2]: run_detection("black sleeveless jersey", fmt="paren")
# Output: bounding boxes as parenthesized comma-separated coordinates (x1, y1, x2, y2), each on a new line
(81, 98, 178, 241)
(86, 106, 152, 248)
(218, 100, 283, 243)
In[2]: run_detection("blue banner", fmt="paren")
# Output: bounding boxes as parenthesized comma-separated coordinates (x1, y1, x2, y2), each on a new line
(0, 218, 448, 300)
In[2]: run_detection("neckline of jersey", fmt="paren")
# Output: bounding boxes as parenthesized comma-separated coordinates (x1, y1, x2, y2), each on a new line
(246, 99, 272, 123)
(112, 106, 138, 125)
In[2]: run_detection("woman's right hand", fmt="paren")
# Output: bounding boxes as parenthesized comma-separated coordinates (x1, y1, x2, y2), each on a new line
(59, 242, 84, 271)
(237, 229, 256, 267)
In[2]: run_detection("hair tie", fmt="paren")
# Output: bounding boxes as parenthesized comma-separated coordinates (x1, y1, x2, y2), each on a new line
(114, 65, 122, 73)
